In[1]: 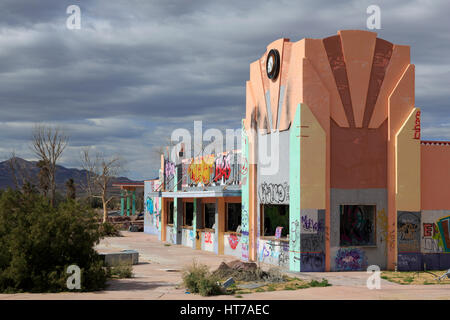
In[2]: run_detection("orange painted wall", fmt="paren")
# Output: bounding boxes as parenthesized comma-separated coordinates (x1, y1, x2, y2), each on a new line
(330, 119, 388, 189)
(421, 143, 450, 210)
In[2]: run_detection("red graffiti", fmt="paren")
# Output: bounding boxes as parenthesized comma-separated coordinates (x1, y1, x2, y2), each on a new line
(205, 232, 213, 244)
(423, 223, 433, 237)
(414, 110, 421, 140)
(213, 154, 231, 182)
(240, 157, 248, 176)
(228, 234, 239, 250)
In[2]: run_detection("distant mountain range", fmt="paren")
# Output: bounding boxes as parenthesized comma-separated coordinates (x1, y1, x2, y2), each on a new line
(0, 157, 137, 194)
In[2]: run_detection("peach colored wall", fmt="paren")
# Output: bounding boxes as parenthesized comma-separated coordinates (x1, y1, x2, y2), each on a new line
(330, 119, 388, 189)
(421, 143, 450, 210)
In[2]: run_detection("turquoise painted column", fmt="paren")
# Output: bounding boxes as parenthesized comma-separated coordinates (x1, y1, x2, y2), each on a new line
(192, 199, 198, 249)
(120, 190, 125, 216)
(126, 192, 130, 216)
(289, 104, 302, 272)
(132, 190, 136, 215)
(241, 120, 250, 261)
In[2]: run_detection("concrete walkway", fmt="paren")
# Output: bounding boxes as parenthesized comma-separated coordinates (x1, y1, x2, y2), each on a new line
(1, 232, 449, 300)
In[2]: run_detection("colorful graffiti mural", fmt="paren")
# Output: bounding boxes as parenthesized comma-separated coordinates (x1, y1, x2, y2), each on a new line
(422, 214, 450, 253)
(213, 153, 231, 182)
(187, 157, 214, 185)
(397, 211, 421, 252)
(335, 248, 367, 271)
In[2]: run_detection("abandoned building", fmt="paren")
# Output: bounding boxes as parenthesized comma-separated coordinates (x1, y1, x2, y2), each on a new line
(143, 30, 450, 272)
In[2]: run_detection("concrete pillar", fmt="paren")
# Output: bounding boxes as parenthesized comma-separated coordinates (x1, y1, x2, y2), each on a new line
(193, 199, 202, 250)
(126, 192, 130, 217)
(132, 190, 136, 215)
(161, 199, 167, 242)
(217, 198, 226, 255)
(120, 190, 125, 216)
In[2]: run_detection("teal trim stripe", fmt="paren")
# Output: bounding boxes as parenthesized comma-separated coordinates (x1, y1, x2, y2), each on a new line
(289, 104, 302, 272)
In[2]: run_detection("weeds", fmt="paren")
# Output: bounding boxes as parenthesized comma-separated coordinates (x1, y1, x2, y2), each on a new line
(182, 261, 223, 296)
(108, 262, 133, 279)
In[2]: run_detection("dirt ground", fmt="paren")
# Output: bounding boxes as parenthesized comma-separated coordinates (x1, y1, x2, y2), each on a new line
(1, 232, 450, 300)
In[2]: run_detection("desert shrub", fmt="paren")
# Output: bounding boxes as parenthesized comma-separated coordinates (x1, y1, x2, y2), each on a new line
(0, 189, 107, 293)
(99, 221, 121, 237)
(108, 262, 133, 279)
(182, 261, 223, 296)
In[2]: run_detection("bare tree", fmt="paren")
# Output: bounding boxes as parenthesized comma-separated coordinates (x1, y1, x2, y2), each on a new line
(30, 124, 68, 206)
(81, 148, 124, 223)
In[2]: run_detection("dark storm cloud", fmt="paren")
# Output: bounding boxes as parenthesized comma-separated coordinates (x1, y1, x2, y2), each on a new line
(0, 0, 449, 179)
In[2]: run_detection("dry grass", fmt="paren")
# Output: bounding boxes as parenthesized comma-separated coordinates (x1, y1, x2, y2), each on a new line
(381, 270, 450, 285)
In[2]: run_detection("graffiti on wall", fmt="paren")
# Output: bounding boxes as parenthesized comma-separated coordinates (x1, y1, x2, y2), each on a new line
(240, 156, 248, 177)
(185, 152, 241, 187)
(165, 161, 176, 178)
(298, 210, 326, 272)
(422, 215, 450, 253)
(259, 240, 289, 267)
(340, 205, 375, 246)
(290, 219, 300, 247)
(301, 253, 325, 271)
(241, 207, 249, 260)
(146, 196, 160, 229)
(228, 234, 239, 250)
(167, 226, 176, 244)
(188, 158, 214, 185)
(301, 213, 324, 234)
(213, 154, 231, 182)
(335, 248, 367, 271)
(377, 208, 388, 246)
(258, 182, 289, 204)
(205, 232, 213, 244)
(397, 211, 420, 252)
(414, 110, 421, 140)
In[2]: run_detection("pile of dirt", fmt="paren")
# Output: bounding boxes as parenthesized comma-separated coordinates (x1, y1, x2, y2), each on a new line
(212, 260, 284, 282)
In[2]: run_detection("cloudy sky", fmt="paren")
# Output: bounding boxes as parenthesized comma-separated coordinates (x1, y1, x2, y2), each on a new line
(0, 0, 449, 180)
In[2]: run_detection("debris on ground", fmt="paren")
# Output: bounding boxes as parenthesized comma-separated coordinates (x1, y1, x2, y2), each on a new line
(222, 277, 235, 288)
(212, 260, 284, 283)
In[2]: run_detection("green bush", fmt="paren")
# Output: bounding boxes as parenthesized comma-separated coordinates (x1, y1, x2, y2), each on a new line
(0, 189, 107, 293)
(309, 279, 331, 287)
(99, 221, 121, 237)
(182, 261, 223, 296)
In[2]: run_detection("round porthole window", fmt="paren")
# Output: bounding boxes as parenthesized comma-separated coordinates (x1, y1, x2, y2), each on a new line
(266, 49, 280, 80)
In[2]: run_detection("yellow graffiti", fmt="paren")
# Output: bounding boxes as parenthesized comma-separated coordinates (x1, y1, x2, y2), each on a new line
(377, 209, 388, 246)
(187, 157, 214, 184)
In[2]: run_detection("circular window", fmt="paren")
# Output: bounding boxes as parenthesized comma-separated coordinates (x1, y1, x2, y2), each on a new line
(266, 49, 280, 80)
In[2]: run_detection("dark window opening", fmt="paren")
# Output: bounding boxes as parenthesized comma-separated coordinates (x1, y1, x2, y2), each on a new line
(227, 203, 241, 232)
(184, 202, 194, 226)
(262, 204, 289, 238)
(340, 205, 376, 246)
(204, 203, 216, 229)
(167, 201, 174, 225)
